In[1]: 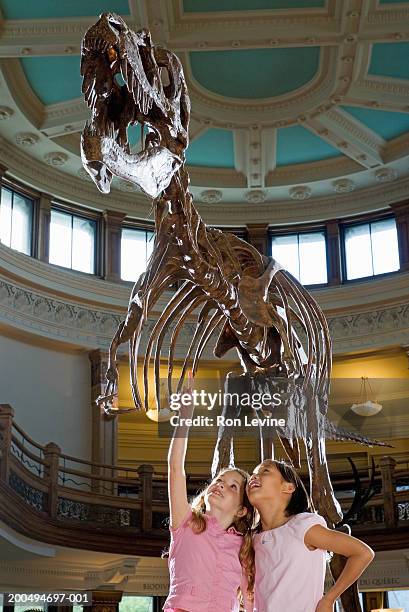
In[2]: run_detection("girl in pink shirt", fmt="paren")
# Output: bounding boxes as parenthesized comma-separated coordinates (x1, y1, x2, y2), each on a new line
(163, 390, 254, 612)
(247, 459, 374, 612)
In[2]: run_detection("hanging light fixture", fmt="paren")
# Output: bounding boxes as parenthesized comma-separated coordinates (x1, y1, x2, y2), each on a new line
(350, 376, 382, 417)
(146, 380, 173, 422)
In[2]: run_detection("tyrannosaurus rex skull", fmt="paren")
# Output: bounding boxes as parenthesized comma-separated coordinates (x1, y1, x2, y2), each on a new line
(80, 13, 190, 197)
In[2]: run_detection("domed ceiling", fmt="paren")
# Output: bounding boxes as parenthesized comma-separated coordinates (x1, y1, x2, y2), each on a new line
(0, 0, 409, 223)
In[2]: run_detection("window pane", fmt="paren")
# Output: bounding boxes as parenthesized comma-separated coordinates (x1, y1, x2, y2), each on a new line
(371, 218, 399, 275)
(121, 228, 152, 282)
(388, 589, 409, 608)
(270, 235, 299, 279)
(344, 224, 373, 280)
(299, 232, 327, 285)
(11, 192, 32, 255)
(119, 596, 153, 611)
(72, 216, 96, 273)
(0, 187, 12, 247)
(146, 230, 154, 263)
(50, 210, 72, 268)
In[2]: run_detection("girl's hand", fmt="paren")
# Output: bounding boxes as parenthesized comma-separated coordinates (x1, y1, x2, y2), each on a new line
(178, 385, 194, 421)
(177, 371, 195, 421)
(315, 595, 335, 612)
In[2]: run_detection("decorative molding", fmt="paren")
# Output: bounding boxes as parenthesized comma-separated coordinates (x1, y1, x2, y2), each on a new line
(289, 185, 312, 200)
(181, 46, 341, 125)
(375, 167, 398, 183)
(43, 151, 68, 166)
(332, 178, 355, 193)
(199, 189, 222, 203)
(0, 106, 14, 120)
(15, 132, 39, 147)
(1, 244, 409, 355)
(245, 190, 267, 204)
(0, 3, 409, 223)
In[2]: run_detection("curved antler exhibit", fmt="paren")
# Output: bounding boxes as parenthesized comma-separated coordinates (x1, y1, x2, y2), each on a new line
(81, 14, 385, 610)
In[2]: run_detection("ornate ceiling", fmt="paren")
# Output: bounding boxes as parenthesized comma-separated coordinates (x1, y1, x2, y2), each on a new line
(0, 0, 409, 223)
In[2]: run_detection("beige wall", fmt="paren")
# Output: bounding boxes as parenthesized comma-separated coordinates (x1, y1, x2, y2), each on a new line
(0, 332, 92, 459)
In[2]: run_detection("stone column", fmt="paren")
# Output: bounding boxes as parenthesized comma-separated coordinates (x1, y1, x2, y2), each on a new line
(246, 223, 269, 256)
(103, 210, 126, 282)
(379, 455, 397, 528)
(325, 220, 342, 285)
(390, 199, 409, 272)
(36, 193, 52, 262)
(88, 350, 118, 494)
(85, 590, 123, 612)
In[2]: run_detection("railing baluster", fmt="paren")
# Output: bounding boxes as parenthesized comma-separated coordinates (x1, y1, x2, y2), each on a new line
(379, 455, 397, 528)
(137, 464, 154, 532)
(0, 404, 14, 483)
(44, 442, 61, 518)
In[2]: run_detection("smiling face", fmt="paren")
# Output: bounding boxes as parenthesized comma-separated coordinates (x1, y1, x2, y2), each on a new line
(204, 469, 248, 520)
(247, 460, 296, 510)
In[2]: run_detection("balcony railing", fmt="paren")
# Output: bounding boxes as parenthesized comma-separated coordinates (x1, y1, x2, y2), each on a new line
(0, 404, 408, 555)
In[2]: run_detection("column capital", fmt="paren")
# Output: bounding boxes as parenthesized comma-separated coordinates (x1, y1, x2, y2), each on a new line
(103, 209, 126, 226)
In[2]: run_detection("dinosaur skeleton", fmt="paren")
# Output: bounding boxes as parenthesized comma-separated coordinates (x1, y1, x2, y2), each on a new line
(81, 15, 384, 610)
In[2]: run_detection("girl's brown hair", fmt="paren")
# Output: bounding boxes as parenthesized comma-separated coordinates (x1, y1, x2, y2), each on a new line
(252, 459, 313, 533)
(190, 467, 255, 601)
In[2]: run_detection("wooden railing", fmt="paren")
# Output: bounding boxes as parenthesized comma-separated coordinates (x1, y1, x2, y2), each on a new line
(0, 404, 408, 554)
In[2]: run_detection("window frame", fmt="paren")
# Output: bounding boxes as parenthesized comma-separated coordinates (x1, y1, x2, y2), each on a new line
(0, 179, 38, 257)
(49, 201, 102, 276)
(340, 212, 400, 283)
(268, 225, 329, 288)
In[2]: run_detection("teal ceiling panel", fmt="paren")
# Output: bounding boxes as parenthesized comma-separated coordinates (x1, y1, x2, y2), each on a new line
(186, 129, 235, 168)
(276, 125, 341, 165)
(369, 43, 409, 80)
(20, 57, 82, 105)
(183, 0, 325, 11)
(189, 47, 320, 99)
(1, 0, 130, 19)
(342, 105, 409, 140)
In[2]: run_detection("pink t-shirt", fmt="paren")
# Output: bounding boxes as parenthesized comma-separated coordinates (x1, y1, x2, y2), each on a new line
(253, 512, 327, 612)
(163, 508, 245, 612)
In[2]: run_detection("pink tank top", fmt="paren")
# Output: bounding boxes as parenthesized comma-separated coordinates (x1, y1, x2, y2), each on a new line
(253, 512, 327, 612)
(163, 508, 244, 612)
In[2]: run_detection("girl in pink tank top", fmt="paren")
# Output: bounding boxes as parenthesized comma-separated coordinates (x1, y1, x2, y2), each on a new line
(247, 459, 374, 612)
(163, 386, 254, 612)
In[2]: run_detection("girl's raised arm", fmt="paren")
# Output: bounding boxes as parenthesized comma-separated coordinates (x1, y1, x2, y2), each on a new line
(168, 383, 194, 529)
(304, 526, 374, 612)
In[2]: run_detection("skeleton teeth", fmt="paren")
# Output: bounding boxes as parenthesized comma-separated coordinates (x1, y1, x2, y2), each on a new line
(127, 71, 134, 93)
(120, 58, 128, 83)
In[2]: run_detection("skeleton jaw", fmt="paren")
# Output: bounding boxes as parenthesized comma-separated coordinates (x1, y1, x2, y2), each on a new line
(81, 125, 182, 197)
